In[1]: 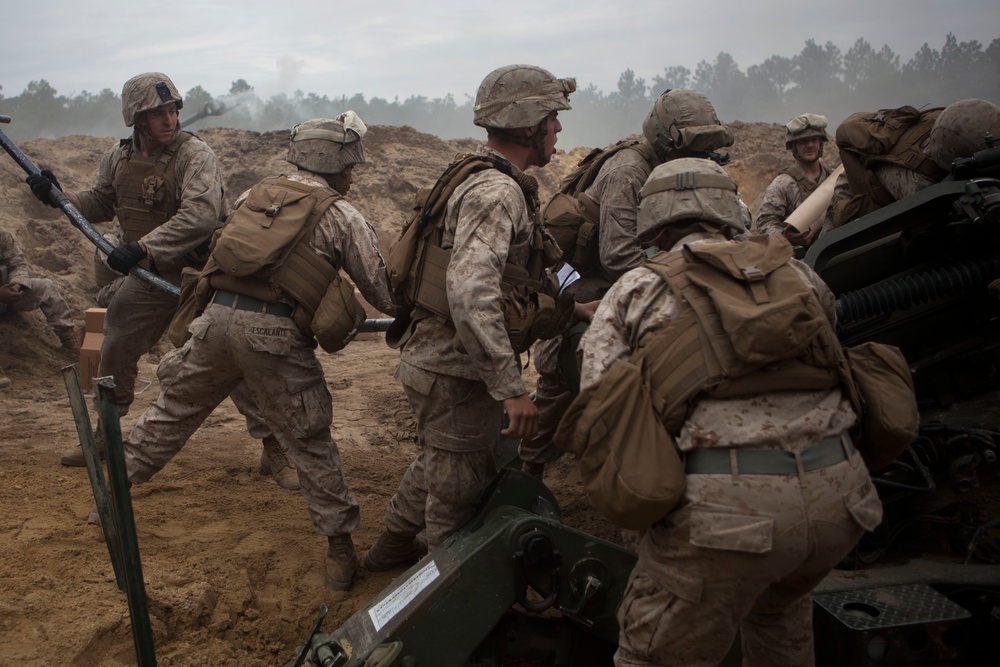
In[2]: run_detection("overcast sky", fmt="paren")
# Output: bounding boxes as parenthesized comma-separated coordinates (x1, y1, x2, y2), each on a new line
(2, 0, 996, 104)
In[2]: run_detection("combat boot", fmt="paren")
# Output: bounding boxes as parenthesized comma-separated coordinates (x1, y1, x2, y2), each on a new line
(325, 533, 359, 591)
(57, 326, 82, 352)
(364, 530, 428, 572)
(60, 428, 105, 467)
(259, 436, 301, 491)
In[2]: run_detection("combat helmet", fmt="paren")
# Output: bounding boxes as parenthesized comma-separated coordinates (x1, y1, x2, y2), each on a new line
(636, 157, 744, 240)
(926, 98, 1000, 171)
(642, 89, 734, 160)
(473, 64, 575, 130)
(784, 113, 829, 148)
(121, 72, 183, 127)
(286, 111, 368, 175)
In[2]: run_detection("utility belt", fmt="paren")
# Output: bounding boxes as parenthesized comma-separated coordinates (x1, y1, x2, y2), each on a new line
(210, 290, 294, 318)
(684, 433, 855, 475)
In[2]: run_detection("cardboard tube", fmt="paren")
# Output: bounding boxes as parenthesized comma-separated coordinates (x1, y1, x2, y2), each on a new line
(785, 164, 845, 234)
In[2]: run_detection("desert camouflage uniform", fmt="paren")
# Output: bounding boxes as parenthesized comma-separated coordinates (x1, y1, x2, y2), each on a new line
(74, 131, 225, 416)
(821, 139, 936, 235)
(754, 162, 832, 237)
(520, 144, 656, 468)
(0, 226, 76, 333)
(580, 231, 883, 667)
(383, 146, 536, 547)
(125, 167, 394, 536)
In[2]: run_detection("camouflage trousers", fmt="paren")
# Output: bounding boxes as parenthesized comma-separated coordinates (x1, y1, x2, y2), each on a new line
(0, 277, 75, 332)
(518, 336, 573, 465)
(615, 445, 882, 667)
(98, 275, 178, 416)
(380, 361, 503, 547)
(124, 302, 359, 536)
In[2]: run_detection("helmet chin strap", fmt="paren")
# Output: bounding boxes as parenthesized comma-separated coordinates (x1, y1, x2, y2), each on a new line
(492, 119, 551, 167)
(531, 120, 551, 167)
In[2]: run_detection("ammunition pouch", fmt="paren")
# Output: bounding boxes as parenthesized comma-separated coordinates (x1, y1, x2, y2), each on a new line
(167, 266, 213, 347)
(308, 274, 366, 353)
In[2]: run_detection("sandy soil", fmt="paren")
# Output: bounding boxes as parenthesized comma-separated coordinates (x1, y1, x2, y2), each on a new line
(0, 121, 834, 666)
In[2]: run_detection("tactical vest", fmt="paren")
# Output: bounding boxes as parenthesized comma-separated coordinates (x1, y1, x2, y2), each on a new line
(780, 163, 825, 202)
(207, 176, 343, 318)
(113, 131, 193, 244)
(639, 236, 843, 435)
(833, 106, 947, 226)
(542, 140, 658, 274)
(386, 153, 564, 351)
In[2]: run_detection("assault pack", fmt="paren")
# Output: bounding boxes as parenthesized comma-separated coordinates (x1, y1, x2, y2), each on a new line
(555, 236, 918, 528)
(833, 106, 947, 225)
(169, 176, 365, 353)
(385, 152, 566, 353)
(541, 140, 657, 274)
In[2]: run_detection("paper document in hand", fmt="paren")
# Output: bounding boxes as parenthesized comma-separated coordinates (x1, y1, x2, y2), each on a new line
(556, 263, 580, 295)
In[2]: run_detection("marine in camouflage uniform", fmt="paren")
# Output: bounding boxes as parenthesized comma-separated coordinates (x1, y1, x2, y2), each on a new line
(365, 65, 574, 571)
(28, 74, 298, 484)
(124, 113, 395, 590)
(521, 89, 737, 478)
(754, 113, 832, 246)
(30, 73, 228, 423)
(821, 98, 1000, 235)
(0, 225, 79, 352)
(580, 158, 883, 667)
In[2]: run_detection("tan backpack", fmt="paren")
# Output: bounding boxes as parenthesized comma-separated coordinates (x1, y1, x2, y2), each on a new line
(554, 236, 920, 528)
(168, 177, 366, 353)
(833, 106, 947, 225)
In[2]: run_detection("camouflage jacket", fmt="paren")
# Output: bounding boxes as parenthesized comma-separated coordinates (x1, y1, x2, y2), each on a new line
(400, 146, 536, 401)
(0, 226, 30, 286)
(754, 162, 831, 237)
(584, 142, 656, 279)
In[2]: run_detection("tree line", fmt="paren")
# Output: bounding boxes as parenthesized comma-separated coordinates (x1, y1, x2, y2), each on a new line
(2, 34, 998, 150)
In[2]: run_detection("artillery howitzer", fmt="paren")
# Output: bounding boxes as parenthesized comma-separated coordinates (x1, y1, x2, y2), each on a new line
(284, 148, 1000, 667)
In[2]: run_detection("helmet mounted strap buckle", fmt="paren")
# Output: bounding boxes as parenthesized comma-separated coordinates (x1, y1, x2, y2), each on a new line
(155, 82, 172, 104)
(675, 172, 697, 190)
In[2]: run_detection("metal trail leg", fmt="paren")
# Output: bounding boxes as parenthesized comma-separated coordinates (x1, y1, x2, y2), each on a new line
(61, 365, 124, 591)
(96, 376, 158, 667)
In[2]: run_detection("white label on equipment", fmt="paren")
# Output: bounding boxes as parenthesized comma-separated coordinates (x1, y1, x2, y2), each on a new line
(368, 559, 441, 631)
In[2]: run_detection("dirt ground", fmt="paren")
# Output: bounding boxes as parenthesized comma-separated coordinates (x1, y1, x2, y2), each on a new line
(0, 121, 832, 666)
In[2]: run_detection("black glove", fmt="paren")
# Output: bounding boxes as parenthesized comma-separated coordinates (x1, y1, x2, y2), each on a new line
(107, 241, 147, 274)
(26, 169, 62, 208)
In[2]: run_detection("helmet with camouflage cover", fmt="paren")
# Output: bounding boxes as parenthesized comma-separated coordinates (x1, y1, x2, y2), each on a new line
(286, 111, 368, 175)
(642, 89, 735, 159)
(784, 113, 829, 148)
(636, 157, 745, 240)
(121, 72, 184, 127)
(473, 64, 575, 130)
(926, 98, 1000, 171)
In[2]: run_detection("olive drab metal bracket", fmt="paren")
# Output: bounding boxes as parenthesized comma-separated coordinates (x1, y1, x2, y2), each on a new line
(61, 366, 157, 667)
